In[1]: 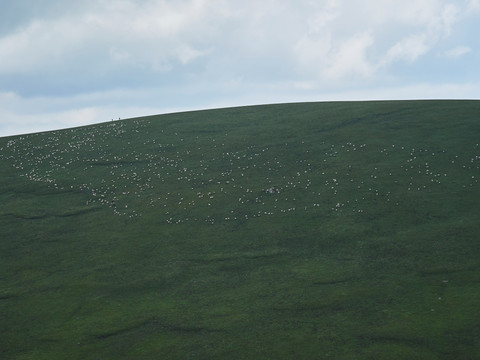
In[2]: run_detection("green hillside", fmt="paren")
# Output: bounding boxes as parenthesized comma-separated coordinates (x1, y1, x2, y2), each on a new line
(1, 100, 479, 359)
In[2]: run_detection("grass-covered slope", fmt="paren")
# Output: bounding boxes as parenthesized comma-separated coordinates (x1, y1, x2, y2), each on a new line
(1, 100, 479, 359)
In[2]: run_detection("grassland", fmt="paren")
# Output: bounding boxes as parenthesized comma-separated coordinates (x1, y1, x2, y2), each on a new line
(0, 100, 479, 359)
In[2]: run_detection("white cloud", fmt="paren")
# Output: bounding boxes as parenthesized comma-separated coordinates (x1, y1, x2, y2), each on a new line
(324, 32, 375, 80)
(0, 0, 471, 80)
(469, 0, 480, 11)
(444, 46, 472, 59)
(0, 0, 221, 75)
(175, 45, 209, 65)
(375, 2, 463, 68)
(291, 0, 468, 84)
(294, 1, 367, 81)
(438, 3, 460, 36)
(383, 33, 431, 64)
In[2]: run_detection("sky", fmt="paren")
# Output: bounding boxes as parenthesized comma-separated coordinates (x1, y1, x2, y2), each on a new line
(1, 0, 479, 137)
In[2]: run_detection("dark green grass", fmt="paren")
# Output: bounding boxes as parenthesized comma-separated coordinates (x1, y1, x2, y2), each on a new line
(1, 100, 479, 359)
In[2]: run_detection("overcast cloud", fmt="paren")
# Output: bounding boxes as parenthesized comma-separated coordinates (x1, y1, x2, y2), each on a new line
(0, 0, 479, 137)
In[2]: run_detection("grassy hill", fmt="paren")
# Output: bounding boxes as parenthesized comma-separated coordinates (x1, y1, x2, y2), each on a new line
(1, 100, 479, 359)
